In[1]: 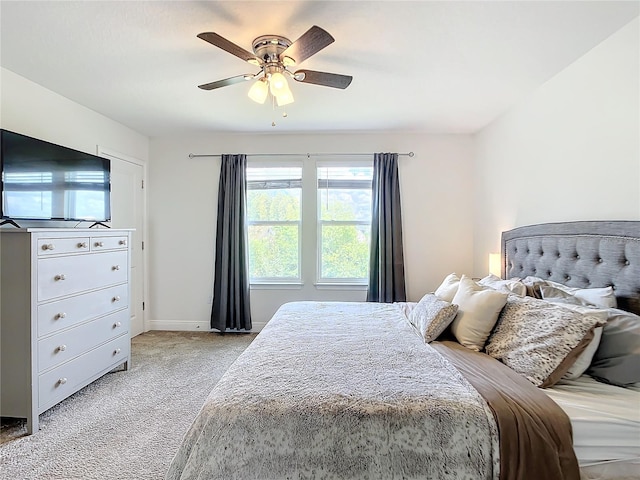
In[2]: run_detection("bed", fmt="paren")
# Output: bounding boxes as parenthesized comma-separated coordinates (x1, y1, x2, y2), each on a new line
(166, 220, 640, 480)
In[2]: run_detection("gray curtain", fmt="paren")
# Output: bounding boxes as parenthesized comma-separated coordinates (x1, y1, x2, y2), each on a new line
(211, 154, 252, 332)
(367, 152, 406, 302)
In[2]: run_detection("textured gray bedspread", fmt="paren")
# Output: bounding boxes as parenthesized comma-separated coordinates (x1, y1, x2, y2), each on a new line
(166, 301, 499, 480)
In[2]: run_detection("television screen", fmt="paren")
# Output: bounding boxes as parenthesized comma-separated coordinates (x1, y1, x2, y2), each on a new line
(1, 129, 111, 222)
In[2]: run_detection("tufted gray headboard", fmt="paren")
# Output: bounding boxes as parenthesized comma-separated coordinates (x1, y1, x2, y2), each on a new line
(501, 221, 640, 316)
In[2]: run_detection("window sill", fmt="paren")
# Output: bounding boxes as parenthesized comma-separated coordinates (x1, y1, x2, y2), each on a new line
(249, 282, 368, 291)
(250, 282, 304, 290)
(314, 283, 368, 291)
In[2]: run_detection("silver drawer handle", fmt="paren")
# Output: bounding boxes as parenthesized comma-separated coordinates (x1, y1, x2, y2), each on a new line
(112, 265, 120, 271)
(55, 312, 67, 320)
(113, 322, 122, 328)
(119, 239, 127, 246)
(57, 377, 67, 386)
(42, 243, 55, 251)
(77, 242, 88, 248)
(54, 274, 66, 281)
(56, 344, 67, 352)
(112, 295, 121, 302)
(95, 241, 104, 247)
(114, 348, 121, 355)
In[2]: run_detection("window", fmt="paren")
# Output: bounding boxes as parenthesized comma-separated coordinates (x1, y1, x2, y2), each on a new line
(2, 169, 109, 220)
(246, 165, 302, 283)
(246, 159, 372, 286)
(317, 164, 373, 283)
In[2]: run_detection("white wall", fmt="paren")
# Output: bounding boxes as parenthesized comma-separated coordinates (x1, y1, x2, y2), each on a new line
(473, 18, 640, 274)
(5, 9, 638, 334)
(1, 68, 148, 162)
(148, 133, 475, 330)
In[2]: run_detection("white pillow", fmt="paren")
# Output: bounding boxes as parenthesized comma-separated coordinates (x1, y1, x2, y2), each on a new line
(478, 274, 526, 297)
(434, 273, 461, 303)
(563, 327, 603, 380)
(533, 278, 617, 309)
(450, 275, 509, 352)
(569, 287, 617, 309)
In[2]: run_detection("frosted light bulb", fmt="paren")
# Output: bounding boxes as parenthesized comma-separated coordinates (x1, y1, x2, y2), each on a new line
(269, 72, 288, 96)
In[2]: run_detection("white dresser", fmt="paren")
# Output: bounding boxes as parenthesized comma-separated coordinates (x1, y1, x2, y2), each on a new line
(0, 228, 132, 434)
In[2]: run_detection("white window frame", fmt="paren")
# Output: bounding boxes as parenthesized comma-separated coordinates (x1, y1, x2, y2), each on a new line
(246, 157, 372, 289)
(315, 159, 373, 286)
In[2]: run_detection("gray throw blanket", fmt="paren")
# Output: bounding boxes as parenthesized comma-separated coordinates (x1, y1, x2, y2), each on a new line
(166, 301, 499, 480)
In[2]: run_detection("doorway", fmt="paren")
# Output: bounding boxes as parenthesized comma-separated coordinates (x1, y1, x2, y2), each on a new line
(98, 146, 146, 336)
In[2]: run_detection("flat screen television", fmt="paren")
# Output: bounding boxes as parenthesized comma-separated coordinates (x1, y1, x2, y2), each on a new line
(0, 129, 111, 223)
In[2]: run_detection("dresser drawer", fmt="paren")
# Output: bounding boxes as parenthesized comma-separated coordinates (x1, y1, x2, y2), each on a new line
(37, 251, 128, 301)
(38, 284, 129, 337)
(38, 309, 129, 372)
(38, 334, 129, 412)
(37, 237, 90, 256)
(91, 235, 128, 252)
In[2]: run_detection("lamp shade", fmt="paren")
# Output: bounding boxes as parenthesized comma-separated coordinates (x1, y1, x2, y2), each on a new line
(269, 72, 288, 96)
(248, 79, 268, 104)
(489, 253, 501, 277)
(276, 87, 294, 106)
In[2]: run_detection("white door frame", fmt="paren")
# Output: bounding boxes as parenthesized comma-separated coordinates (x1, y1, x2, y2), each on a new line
(97, 146, 149, 333)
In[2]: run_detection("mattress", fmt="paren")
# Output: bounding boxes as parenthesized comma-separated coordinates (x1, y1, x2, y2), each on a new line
(543, 376, 640, 467)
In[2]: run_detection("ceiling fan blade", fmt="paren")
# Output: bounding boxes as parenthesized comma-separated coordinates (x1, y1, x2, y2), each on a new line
(198, 74, 255, 91)
(280, 26, 334, 65)
(197, 32, 261, 64)
(294, 70, 352, 89)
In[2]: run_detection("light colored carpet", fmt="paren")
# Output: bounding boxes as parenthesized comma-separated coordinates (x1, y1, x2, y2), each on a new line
(0, 331, 255, 480)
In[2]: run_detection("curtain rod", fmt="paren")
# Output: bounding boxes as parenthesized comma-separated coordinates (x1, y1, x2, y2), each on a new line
(188, 152, 414, 159)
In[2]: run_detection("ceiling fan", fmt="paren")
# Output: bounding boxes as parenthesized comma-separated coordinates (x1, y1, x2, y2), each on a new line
(197, 26, 352, 106)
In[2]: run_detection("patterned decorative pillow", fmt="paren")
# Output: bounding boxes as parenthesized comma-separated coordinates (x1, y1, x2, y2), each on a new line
(409, 294, 459, 343)
(539, 285, 607, 380)
(485, 295, 604, 387)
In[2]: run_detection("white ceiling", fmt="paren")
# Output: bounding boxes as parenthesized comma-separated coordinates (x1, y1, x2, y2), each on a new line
(1, 1, 638, 137)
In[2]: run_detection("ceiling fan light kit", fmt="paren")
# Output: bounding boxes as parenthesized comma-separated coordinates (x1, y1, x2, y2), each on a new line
(197, 26, 352, 122)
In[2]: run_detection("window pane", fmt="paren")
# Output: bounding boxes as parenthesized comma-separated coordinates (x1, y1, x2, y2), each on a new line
(248, 224, 299, 279)
(318, 166, 372, 221)
(69, 191, 108, 220)
(320, 224, 370, 279)
(317, 166, 372, 183)
(3, 191, 52, 218)
(247, 189, 300, 222)
(247, 166, 302, 222)
(247, 166, 302, 281)
(247, 166, 302, 183)
(319, 188, 371, 221)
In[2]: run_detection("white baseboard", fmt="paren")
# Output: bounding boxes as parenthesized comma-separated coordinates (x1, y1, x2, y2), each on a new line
(147, 320, 267, 333)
